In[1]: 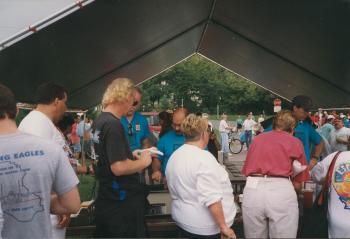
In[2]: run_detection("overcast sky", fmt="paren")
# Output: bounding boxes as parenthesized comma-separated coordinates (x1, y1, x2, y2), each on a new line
(0, 0, 79, 44)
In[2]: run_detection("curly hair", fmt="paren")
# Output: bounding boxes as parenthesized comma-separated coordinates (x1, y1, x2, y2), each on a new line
(181, 114, 208, 141)
(102, 78, 134, 108)
(272, 110, 297, 133)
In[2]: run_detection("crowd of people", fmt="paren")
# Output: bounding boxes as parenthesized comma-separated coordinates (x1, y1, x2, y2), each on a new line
(0, 78, 349, 238)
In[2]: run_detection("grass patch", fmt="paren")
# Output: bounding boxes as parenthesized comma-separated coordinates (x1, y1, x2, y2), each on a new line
(78, 174, 96, 202)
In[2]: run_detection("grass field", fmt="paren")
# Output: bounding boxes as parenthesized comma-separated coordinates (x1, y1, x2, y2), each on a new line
(77, 174, 96, 202)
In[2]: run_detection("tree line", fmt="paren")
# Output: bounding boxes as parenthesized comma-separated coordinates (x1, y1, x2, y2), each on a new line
(140, 54, 287, 115)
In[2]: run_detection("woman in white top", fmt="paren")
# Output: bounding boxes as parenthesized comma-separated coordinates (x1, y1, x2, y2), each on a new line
(219, 114, 232, 154)
(166, 114, 236, 238)
(242, 113, 256, 149)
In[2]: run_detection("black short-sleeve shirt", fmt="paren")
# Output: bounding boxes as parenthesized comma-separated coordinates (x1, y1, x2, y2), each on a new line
(92, 112, 144, 201)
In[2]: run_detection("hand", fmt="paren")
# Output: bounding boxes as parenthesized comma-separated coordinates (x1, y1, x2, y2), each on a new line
(308, 158, 318, 170)
(147, 147, 160, 157)
(132, 149, 142, 159)
(151, 170, 162, 182)
(220, 225, 236, 239)
(57, 214, 71, 229)
(140, 150, 152, 169)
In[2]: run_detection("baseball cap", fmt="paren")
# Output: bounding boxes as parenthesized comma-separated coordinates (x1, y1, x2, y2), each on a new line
(291, 95, 313, 112)
(327, 115, 335, 120)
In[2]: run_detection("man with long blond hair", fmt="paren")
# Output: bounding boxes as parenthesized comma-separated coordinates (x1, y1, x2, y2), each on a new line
(92, 78, 152, 237)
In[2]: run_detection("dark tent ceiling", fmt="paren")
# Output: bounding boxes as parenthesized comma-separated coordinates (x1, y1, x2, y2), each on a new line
(1, 0, 350, 109)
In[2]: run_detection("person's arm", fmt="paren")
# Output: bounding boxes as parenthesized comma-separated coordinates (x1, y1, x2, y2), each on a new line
(105, 123, 151, 176)
(208, 201, 236, 238)
(336, 136, 348, 144)
(50, 187, 80, 215)
(309, 140, 324, 169)
(151, 157, 162, 182)
(51, 147, 81, 228)
(291, 140, 310, 191)
(309, 127, 324, 169)
(110, 150, 151, 176)
(151, 139, 164, 182)
(311, 153, 334, 183)
(197, 159, 235, 237)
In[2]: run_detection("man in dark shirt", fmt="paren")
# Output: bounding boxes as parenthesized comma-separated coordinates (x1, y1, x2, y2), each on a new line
(92, 78, 152, 238)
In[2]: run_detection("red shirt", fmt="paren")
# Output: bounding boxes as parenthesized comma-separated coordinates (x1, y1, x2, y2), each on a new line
(242, 130, 310, 182)
(71, 123, 80, 144)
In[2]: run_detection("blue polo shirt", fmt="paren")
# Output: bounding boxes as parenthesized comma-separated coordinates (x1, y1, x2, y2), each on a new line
(121, 112, 151, 151)
(157, 130, 185, 175)
(264, 121, 322, 162)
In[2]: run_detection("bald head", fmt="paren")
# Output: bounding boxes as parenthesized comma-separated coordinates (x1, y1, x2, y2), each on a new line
(172, 108, 188, 134)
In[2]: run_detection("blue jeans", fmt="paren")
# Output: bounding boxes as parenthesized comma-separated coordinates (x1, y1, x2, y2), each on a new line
(245, 130, 252, 149)
(220, 132, 229, 153)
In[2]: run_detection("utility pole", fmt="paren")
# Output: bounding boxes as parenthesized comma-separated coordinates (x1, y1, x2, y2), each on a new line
(217, 104, 219, 119)
(181, 98, 184, 108)
(217, 96, 221, 119)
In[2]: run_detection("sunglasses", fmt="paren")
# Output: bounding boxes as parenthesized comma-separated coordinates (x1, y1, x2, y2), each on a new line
(132, 100, 139, 107)
(128, 123, 133, 136)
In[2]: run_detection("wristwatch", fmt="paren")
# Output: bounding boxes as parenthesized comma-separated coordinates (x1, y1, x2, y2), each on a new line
(311, 155, 319, 161)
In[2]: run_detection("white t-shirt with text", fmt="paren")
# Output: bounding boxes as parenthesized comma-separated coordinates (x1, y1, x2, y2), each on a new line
(311, 151, 350, 238)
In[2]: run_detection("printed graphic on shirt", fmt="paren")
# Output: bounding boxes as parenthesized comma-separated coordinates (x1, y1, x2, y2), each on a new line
(333, 163, 350, 210)
(0, 161, 44, 222)
(92, 130, 100, 144)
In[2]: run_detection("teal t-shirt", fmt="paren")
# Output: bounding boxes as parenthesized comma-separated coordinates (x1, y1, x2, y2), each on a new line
(121, 112, 151, 151)
(320, 123, 335, 142)
(157, 130, 185, 175)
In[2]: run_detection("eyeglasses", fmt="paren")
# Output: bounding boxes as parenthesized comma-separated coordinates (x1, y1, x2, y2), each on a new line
(132, 100, 139, 107)
(128, 123, 133, 136)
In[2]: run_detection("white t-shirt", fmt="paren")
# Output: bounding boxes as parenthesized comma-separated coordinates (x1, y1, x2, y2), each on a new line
(219, 120, 229, 133)
(18, 110, 67, 238)
(243, 119, 256, 131)
(329, 127, 350, 152)
(18, 110, 65, 148)
(311, 151, 350, 238)
(166, 144, 236, 235)
(0, 201, 3, 239)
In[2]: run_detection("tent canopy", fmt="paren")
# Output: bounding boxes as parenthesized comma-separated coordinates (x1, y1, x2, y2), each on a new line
(1, 0, 349, 109)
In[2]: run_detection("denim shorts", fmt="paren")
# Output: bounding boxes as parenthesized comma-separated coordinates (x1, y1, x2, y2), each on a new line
(72, 143, 81, 153)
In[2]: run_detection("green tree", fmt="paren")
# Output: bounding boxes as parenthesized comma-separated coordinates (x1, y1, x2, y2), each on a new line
(140, 54, 286, 115)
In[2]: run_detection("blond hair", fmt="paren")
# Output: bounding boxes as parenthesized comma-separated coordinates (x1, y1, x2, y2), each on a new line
(181, 114, 208, 141)
(102, 78, 134, 108)
(272, 110, 297, 133)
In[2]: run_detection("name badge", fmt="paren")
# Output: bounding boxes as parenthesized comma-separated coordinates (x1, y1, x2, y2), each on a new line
(135, 124, 141, 131)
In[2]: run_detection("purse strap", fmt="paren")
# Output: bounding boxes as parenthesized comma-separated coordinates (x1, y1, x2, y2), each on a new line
(317, 151, 341, 205)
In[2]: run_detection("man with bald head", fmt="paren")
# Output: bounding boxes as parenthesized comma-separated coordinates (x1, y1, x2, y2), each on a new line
(152, 108, 188, 182)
